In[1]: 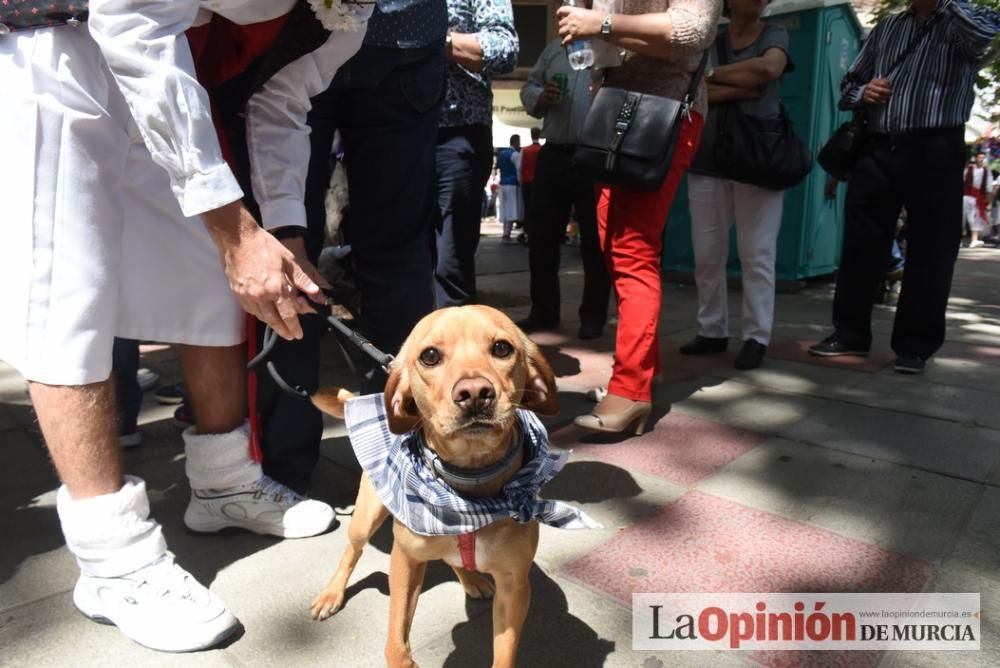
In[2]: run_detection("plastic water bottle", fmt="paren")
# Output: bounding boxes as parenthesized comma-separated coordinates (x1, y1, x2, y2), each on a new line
(564, 0, 594, 70)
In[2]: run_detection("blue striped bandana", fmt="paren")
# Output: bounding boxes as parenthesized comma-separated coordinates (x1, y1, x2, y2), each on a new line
(344, 393, 601, 537)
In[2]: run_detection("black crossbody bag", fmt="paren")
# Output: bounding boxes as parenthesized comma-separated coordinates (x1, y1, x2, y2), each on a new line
(818, 12, 942, 181)
(572, 51, 710, 192)
(709, 34, 812, 191)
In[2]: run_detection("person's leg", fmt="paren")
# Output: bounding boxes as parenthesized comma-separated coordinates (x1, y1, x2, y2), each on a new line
(733, 183, 784, 346)
(572, 166, 611, 334)
(3, 28, 236, 652)
(893, 129, 966, 359)
(253, 85, 336, 494)
(114, 86, 332, 537)
(112, 338, 143, 443)
(434, 125, 493, 307)
(600, 116, 704, 402)
(687, 174, 734, 340)
(332, 45, 443, 393)
(522, 181, 534, 218)
(830, 148, 903, 349)
(526, 146, 574, 325)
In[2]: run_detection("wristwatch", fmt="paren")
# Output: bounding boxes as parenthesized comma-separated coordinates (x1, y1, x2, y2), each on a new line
(600, 14, 613, 40)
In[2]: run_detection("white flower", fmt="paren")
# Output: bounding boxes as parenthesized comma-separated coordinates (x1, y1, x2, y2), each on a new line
(308, 0, 365, 33)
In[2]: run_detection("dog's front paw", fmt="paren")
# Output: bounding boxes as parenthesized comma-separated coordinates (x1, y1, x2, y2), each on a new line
(310, 587, 347, 621)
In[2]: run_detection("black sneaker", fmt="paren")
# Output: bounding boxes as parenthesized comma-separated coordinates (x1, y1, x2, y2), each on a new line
(808, 335, 870, 357)
(515, 316, 559, 333)
(893, 354, 926, 374)
(734, 339, 767, 370)
(679, 335, 729, 355)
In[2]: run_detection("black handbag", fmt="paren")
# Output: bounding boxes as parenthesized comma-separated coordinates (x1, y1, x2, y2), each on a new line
(816, 111, 867, 182)
(572, 52, 709, 191)
(710, 38, 812, 190)
(818, 11, 941, 181)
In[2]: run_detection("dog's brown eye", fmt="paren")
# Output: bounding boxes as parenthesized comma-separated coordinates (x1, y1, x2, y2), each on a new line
(419, 347, 442, 367)
(492, 340, 514, 359)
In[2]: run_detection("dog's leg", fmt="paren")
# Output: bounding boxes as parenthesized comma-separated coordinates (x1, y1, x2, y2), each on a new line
(311, 473, 389, 620)
(385, 538, 427, 668)
(490, 569, 531, 668)
(451, 566, 495, 600)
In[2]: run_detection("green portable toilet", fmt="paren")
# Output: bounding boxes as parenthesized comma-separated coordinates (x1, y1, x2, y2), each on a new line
(663, 0, 864, 281)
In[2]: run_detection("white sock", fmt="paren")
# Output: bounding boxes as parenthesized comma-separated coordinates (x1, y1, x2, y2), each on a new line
(56, 476, 168, 578)
(183, 420, 261, 490)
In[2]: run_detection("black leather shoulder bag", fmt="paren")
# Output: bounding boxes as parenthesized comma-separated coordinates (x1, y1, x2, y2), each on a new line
(573, 51, 710, 192)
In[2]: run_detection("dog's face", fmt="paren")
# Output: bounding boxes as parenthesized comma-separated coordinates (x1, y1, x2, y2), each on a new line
(384, 306, 558, 466)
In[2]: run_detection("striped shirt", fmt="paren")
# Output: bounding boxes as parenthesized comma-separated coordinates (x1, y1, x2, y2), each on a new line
(840, 0, 1000, 133)
(343, 393, 600, 537)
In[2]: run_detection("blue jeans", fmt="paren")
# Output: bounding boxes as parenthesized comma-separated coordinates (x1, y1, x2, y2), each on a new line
(434, 124, 494, 307)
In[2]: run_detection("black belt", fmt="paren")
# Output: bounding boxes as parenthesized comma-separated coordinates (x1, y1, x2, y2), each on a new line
(544, 143, 576, 153)
(867, 125, 964, 149)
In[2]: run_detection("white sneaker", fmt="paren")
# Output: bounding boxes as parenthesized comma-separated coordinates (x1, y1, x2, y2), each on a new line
(969, 240, 985, 249)
(73, 554, 238, 653)
(184, 476, 334, 539)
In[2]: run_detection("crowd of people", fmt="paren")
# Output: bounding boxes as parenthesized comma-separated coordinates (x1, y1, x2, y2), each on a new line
(2, 0, 999, 655)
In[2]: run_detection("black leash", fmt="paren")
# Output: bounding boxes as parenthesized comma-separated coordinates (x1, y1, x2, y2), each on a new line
(246, 295, 394, 401)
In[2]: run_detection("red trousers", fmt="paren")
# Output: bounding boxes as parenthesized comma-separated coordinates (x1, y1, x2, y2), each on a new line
(597, 113, 704, 401)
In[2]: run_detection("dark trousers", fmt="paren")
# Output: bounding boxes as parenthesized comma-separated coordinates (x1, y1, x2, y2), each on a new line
(833, 126, 966, 359)
(112, 338, 141, 435)
(521, 181, 534, 218)
(257, 44, 444, 493)
(527, 144, 611, 326)
(434, 124, 494, 307)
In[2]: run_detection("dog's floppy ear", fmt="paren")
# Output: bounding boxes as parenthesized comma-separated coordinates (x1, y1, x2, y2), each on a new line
(383, 356, 421, 435)
(520, 336, 559, 416)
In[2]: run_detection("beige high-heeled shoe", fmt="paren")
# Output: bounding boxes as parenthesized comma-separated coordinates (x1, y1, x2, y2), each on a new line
(574, 398, 652, 436)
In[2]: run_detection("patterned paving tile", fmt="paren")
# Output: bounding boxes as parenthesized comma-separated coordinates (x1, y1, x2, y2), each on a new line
(550, 414, 764, 486)
(562, 491, 934, 668)
(768, 339, 894, 374)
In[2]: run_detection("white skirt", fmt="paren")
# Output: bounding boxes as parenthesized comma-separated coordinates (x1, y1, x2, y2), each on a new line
(0, 26, 243, 385)
(497, 184, 523, 223)
(964, 195, 991, 233)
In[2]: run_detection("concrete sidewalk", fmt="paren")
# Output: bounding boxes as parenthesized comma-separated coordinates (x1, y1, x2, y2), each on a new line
(3, 229, 1000, 668)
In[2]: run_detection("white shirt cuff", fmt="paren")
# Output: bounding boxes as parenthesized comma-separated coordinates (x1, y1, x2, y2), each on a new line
(173, 164, 245, 218)
(259, 198, 308, 232)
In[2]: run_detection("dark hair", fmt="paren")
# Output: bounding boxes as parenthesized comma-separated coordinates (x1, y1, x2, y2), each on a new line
(530, 127, 541, 141)
(510, 134, 521, 146)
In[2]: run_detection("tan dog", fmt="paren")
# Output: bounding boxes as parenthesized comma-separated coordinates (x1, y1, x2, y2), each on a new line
(310, 305, 560, 668)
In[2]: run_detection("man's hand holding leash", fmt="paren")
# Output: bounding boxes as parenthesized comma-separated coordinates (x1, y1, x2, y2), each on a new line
(203, 201, 325, 341)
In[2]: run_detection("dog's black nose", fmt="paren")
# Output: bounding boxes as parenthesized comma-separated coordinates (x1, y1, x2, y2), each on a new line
(452, 377, 496, 414)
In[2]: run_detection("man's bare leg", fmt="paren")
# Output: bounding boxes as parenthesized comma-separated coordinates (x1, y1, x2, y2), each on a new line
(29, 379, 122, 499)
(179, 343, 245, 434)
(178, 342, 334, 538)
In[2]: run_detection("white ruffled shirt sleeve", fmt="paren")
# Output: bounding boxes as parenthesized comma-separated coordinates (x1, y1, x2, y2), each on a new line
(88, 0, 244, 218)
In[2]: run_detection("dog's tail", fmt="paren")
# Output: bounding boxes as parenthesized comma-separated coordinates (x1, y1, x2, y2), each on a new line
(311, 387, 355, 420)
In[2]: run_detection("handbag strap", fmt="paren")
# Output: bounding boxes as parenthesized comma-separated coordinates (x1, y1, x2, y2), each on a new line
(883, 9, 943, 77)
(685, 49, 710, 110)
